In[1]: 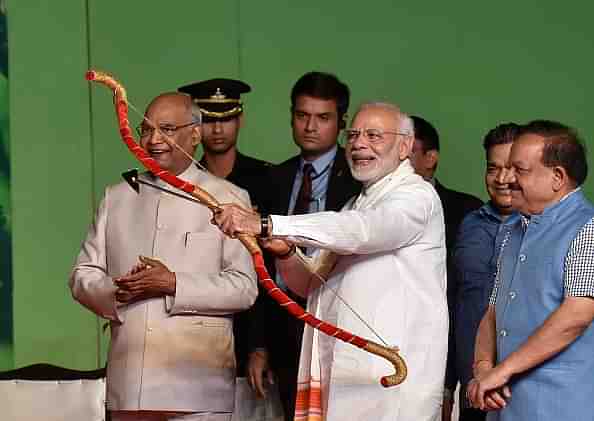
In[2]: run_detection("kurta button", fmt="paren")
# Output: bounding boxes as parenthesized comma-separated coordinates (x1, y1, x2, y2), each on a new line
(499, 329, 507, 337)
(148, 327, 153, 332)
(157, 224, 164, 230)
(519, 254, 526, 262)
(509, 291, 517, 299)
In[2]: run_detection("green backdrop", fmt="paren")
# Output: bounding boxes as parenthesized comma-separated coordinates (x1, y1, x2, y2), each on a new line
(0, 1, 9, 369)
(6, 0, 594, 369)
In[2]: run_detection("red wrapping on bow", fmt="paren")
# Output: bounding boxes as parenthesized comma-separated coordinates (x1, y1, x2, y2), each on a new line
(85, 69, 407, 387)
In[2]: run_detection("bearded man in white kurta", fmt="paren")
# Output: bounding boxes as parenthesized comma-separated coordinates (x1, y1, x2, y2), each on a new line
(215, 102, 448, 421)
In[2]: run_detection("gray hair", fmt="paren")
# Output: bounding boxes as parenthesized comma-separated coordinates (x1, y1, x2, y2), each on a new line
(190, 102, 202, 125)
(356, 101, 414, 137)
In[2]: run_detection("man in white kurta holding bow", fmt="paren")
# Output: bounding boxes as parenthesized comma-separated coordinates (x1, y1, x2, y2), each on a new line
(215, 102, 448, 421)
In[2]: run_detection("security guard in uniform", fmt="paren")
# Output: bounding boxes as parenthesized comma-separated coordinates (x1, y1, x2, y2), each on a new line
(178, 78, 271, 378)
(178, 78, 271, 212)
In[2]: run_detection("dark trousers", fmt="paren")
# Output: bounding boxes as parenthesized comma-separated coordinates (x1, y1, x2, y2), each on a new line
(269, 293, 306, 421)
(275, 365, 299, 421)
(459, 408, 487, 421)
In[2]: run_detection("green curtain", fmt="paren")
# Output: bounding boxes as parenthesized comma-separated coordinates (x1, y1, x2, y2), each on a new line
(0, 4, 12, 369)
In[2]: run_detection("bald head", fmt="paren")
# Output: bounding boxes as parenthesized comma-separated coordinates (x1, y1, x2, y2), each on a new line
(140, 92, 202, 175)
(146, 92, 194, 120)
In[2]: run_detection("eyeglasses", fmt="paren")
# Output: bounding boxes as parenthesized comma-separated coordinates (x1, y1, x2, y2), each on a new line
(343, 128, 411, 144)
(135, 122, 196, 138)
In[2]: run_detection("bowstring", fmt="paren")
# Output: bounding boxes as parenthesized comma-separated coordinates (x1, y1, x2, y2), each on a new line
(126, 97, 387, 346)
(294, 249, 390, 347)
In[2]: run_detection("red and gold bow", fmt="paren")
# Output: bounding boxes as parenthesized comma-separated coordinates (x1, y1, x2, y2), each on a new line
(85, 70, 407, 387)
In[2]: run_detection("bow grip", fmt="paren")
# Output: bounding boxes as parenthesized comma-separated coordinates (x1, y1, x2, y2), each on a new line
(237, 234, 262, 255)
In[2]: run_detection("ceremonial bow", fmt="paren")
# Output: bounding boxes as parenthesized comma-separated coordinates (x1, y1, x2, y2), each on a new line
(85, 70, 407, 387)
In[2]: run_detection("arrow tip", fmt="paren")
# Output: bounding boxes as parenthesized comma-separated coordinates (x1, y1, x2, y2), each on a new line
(122, 169, 140, 193)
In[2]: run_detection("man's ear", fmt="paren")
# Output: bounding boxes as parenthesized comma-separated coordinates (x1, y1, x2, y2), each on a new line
(238, 113, 244, 129)
(339, 114, 347, 130)
(191, 125, 202, 147)
(552, 166, 569, 192)
(426, 149, 439, 169)
(400, 136, 414, 160)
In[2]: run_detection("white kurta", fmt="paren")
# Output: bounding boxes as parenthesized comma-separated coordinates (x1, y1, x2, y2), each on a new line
(272, 160, 448, 421)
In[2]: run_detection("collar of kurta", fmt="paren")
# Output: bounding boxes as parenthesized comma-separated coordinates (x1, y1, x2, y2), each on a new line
(151, 163, 203, 188)
(354, 159, 418, 210)
(359, 159, 416, 196)
(480, 202, 521, 225)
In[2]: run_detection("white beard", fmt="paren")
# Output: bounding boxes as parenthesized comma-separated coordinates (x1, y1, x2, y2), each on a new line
(349, 156, 400, 187)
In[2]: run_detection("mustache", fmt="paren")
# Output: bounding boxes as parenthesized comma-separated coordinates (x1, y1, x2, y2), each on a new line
(509, 182, 522, 191)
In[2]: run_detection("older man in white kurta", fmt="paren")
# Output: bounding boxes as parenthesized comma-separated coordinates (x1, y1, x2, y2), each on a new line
(215, 102, 448, 421)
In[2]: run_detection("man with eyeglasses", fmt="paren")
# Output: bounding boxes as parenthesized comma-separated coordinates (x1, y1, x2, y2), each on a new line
(70, 92, 257, 421)
(214, 102, 448, 421)
(243, 71, 360, 421)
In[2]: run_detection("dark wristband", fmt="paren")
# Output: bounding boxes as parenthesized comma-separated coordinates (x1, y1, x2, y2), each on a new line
(259, 215, 270, 238)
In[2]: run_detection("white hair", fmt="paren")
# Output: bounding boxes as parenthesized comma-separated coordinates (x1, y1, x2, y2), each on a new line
(173, 92, 202, 125)
(190, 102, 202, 125)
(356, 101, 414, 137)
(399, 113, 414, 137)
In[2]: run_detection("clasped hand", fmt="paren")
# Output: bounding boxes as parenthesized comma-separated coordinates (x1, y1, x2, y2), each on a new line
(466, 363, 512, 412)
(114, 255, 176, 303)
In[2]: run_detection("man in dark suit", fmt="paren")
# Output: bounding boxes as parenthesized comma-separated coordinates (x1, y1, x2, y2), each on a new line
(409, 115, 483, 421)
(248, 72, 361, 421)
(178, 78, 271, 378)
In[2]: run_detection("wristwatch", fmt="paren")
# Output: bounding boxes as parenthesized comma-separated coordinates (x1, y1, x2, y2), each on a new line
(259, 215, 271, 237)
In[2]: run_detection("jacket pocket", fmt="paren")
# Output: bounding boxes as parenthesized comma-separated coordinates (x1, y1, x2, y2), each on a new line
(179, 232, 223, 273)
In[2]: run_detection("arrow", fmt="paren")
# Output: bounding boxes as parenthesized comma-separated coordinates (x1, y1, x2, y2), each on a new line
(122, 169, 202, 205)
